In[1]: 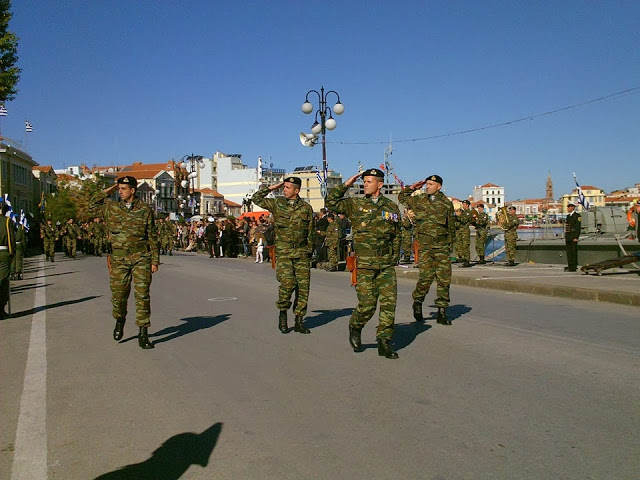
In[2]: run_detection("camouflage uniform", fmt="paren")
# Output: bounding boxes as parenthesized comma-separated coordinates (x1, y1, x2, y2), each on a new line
(455, 208, 473, 263)
(0, 216, 16, 317)
(327, 183, 401, 340)
(64, 221, 81, 258)
(11, 224, 26, 279)
(474, 210, 490, 261)
(400, 214, 414, 263)
(164, 221, 177, 255)
(92, 193, 159, 327)
(251, 187, 314, 317)
(399, 187, 455, 308)
(91, 219, 105, 256)
(325, 218, 340, 270)
(504, 212, 519, 263)
(41, 221, 58, 261)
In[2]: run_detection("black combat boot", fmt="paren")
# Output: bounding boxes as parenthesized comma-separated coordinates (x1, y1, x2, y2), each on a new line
(349, 326, 363, 352)
(278, 310, 289, 334)
(138, 327, 154, 349)
(460, 260, 472, 268)
(436, 307, 451, 325)
(293, 315, 310, 334)
(479, 256, 486, 264)
(412, 301, 424, 322)
(506, 260, 516, 267)
(377, 338, 399, 359)
(113, 319, 125, 341)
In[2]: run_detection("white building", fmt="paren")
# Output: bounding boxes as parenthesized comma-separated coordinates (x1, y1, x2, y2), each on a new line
(473, 183, 505, 208)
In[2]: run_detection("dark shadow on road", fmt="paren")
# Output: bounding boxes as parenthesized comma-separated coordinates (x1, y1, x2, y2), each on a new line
(94, 422, 223, 480)
(10, 282, 52, 293)
(22, 271, 77, 280)
(305, 308, 353, 329)
(426, 304, 472, 323)
(120, 314, 232, 345)
(9, 295, 101, 319)
(393, 322, 432, 351)
(21, 266, 55, 274)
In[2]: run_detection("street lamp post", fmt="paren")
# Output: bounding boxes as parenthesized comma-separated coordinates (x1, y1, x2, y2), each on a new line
(178, 154, 204, 217)
(301, 87, 344, 198)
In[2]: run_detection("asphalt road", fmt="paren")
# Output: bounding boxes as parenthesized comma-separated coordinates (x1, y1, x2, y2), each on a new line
(1, 252, 639, 480)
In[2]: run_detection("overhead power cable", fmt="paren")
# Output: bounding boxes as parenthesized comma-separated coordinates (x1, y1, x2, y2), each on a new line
(332, 86, 640, 145)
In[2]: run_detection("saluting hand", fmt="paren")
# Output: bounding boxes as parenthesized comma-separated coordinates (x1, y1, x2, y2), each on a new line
(409, 179, 427, 190)
(268, 182, 284, 191)
(344, 172, 362, 187)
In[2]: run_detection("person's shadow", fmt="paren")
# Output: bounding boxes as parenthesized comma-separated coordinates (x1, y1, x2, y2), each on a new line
(426, 304, 472, 323)
(121, 315, 231, 345)
(393, 322, 432, 351)
(304, 308, 353, 330)
(94, 422, 223, 480)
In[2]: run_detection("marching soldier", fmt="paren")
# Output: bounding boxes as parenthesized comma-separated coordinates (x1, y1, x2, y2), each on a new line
(11, 220, 27, 280)
(251, 176, 314, 334)
(0, 200, 15, 318)
(41, 218, 58, 262)
(400, 209, 414, 264)
(164, 219, 177, 256)
(65, 218, 81, 259)
(325, 213, 340, 271)
(474, 203, 490, 264)
(92, 176, 159, 349)
(564, 202, 581, 272)
(504, 205, 519, 266)
(91, 218, 105, 256)
(399, 174, 455, 325)
(455, 199, 473, 267)
(327, 168, 401, 359)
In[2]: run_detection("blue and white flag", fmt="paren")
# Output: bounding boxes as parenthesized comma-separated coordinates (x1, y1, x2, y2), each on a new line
(572, 173, 590, 211)
(19, 210, 29, 231)
(25, 120, 33, 132)
(315, 170, 324, 185)
(4, 194, 12, 217)
(0, 105, 7, 116)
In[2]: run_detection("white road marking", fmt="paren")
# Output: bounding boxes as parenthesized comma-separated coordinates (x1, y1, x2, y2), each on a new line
(208, 297, 238, 302)
(11, 258, 47, 480)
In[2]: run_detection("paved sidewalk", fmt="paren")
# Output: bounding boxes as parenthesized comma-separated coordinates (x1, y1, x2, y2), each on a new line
(396, 261, 640, 307)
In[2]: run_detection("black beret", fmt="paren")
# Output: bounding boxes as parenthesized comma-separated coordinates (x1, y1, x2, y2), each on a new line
(363, 168, 384, 179)
(426, 174, 443, 185)
(284, 176, 302, 186)
(477, 203, 484, 207)
(117, 175, 138, 187)
(462, 200, 470, 205)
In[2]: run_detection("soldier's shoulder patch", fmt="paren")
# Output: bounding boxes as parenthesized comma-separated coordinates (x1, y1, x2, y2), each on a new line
(577, 217, 581, 221)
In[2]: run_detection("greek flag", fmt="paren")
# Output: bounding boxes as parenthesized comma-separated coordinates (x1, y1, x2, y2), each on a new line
(19, 210, 29, 231)
(25, 120, 33, 132)
(572, 173, 590, 211)
(0, 105, 7, 116)
(315, 171, 324, 185)
(4, 194, 12, 217)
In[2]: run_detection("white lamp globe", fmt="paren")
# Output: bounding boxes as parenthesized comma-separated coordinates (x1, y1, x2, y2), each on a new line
(302, 102, 313, 114)
(333, 102, 344, 115)
(189, 171, 198, 179)
(325, 118, 337, 130)
(311, 122, 322, 135)
(181, 180, 189, 188)
(179, 162, 187, 169)
(155, 189, 160, 195)
(198, 161, 205, 169)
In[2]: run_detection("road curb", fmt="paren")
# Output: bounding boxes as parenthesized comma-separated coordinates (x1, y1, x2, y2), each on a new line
(396, 268, 640, 307)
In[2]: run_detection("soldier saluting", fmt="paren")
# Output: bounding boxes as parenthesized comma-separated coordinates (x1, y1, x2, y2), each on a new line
(251, 176, 314, 334)
(92, 176, 159, 349)
(327, 168, 401, 359)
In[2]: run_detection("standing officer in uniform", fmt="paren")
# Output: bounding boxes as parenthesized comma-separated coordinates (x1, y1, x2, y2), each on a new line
(0, 201, 15, 319)
(564, 202, 581, 272)
(325, 213, 340, 271)
(205, 217, 219, 258)
(504, 205, 519, 266)
(474, 203, 490, 264)
(41, 218, 57, 262)
(164, 219, 177, 256)
(252, 176, 314, 334)
(327, 168, 401, 359)
(455, 199, 474, 267)
(399, 174, 455, 325)
(92, 176, 159, 349)
(11, 220, 26, 280)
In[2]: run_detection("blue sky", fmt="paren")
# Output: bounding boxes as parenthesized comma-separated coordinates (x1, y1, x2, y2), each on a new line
(7, 0, 639, 200)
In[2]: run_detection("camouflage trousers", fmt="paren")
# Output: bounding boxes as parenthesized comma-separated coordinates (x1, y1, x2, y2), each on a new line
(0, 252, 10, 309)
(162, 237, 173, 253)
(504, 231, 517, 262)
(109, 252, 152, 327)
(276, 255, 311, 316)
(413, 246, 451, 308)
(401, 229, 413, 261)
(44, 239, 55, 260)
(326, 241, 339, 269)
(11, 244, 25, 275)
(350, 265, 397, 340)
(93, 238, 104, 255)
(456, 228, 470, 261)
(475, 229, 488, 258)
(65, 238, 77, 257)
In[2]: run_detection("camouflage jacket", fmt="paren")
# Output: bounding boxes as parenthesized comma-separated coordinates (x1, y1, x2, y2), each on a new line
(0, 217, 16, 255)
(251, 187, 314, 258)
(474, 211, 490, 230)
(327, 184, 401, 268)
(15, 224, 27, 245)
(325, 220, 340, 245)
(504, 213, 519, 234)
(64, 223, 82, 238)
(90, 222, 105, 239)
(92, 193, 159, 266)
(41, 223, 58, 240)
(398, 187, 455, 249)
(455, 209, 474, 232)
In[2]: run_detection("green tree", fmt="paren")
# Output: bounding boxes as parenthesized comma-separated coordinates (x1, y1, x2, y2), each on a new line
(0, 0, 20, 103)
(45, 176, 110, 222)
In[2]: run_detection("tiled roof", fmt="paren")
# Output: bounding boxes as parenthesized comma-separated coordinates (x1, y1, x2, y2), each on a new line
(224, 199, 241, 207)
(32, 165, 54, 173)
(123, 162, 177, 172)
(56, 173, 78, 182)
(195, 188, 224, 197)
(117, 169, 168, 180)
(481, 183, 501, 188)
